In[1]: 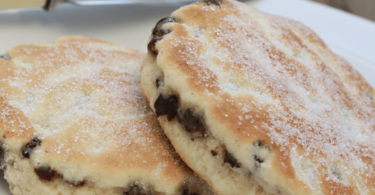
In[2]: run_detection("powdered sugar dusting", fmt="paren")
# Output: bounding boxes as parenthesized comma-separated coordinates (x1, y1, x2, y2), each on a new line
(165, 0, 375, 194)
(0, 36, 189, 185)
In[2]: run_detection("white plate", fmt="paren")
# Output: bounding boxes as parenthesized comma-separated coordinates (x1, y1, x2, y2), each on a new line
(0, 0, 374, 194)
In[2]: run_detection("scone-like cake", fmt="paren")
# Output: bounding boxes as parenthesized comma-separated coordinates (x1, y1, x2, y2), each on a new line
(141, 0, 375, 195)
(0, 36, 212, 195)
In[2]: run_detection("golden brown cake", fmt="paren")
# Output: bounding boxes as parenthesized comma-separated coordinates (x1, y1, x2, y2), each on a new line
(141, 0, 375, 194)
(0, 36, 212, 195)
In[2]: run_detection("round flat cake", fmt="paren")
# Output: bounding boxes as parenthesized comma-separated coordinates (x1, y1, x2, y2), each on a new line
(0, 36, 212, 195)
(141, 0, 375, 194)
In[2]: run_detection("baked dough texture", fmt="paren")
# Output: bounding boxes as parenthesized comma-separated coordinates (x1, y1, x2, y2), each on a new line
(141, 0, 375, 195)
(0, 36, 212, 195)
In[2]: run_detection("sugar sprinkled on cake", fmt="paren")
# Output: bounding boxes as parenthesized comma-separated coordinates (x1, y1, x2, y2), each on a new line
(0, 36, 188, 187)
(162, 0, 375, 194)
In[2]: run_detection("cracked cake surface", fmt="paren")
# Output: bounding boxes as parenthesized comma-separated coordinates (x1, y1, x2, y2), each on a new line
(0, 36, 212, 195)
(140, 0, 375, 195)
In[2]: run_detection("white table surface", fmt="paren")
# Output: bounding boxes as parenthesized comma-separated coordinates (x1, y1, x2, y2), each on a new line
(0, 0, 374, 194)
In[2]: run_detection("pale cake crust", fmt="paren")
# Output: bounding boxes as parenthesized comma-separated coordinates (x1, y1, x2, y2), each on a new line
(0, 36, 212, 195)
(141, 0, 375, 195)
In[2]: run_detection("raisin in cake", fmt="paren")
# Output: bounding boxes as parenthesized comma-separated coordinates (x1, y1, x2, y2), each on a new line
(0, 36, 212, 195)
(140, 0, 375, 194)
